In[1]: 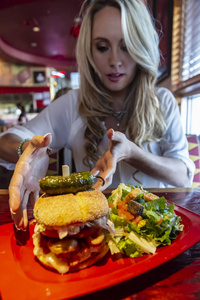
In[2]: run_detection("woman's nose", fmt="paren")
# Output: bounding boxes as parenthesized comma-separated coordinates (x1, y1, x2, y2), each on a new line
(109, 50, 122, 68)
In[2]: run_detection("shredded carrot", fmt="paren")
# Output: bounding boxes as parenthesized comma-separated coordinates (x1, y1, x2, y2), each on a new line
(117, 200, 128, 207)
(122, 232, 129, 237)
(108, 202, 114, 209)
(118, 207, 135, 220)
(131, 215, 143, 225)
(157, 216, 163, 225)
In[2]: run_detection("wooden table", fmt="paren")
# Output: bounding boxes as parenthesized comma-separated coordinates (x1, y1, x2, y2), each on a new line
(1, 188, 200, 300)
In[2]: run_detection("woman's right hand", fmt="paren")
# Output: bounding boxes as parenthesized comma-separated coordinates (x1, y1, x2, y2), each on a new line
(92, 129, 132, 190)
(9, 133, 52, 230)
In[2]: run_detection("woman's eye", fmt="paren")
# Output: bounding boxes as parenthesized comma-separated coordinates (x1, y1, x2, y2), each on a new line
(96, 45, 108, 52)
(121, 45, 128, 52)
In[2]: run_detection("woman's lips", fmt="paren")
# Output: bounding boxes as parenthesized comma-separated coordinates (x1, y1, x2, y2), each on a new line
(107, 73, 124, 82)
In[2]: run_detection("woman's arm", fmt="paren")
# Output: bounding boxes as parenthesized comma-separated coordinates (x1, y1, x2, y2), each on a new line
(93, 89, 194, 190)
(0, 133, 30, 163)
(124, 134, 189, 187)
(92, 129, 190, 190)
(0, 90, 78, 166)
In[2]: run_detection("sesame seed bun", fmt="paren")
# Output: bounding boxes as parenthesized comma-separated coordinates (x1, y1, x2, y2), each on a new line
(33, 189, 109, 226)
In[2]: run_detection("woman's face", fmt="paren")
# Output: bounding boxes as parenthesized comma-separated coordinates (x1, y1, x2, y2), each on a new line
(92, 6, 137, 100)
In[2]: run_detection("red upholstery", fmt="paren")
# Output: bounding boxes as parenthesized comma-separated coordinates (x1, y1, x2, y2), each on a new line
(186, 135, 200, 187)
(46, 152, 59, 176)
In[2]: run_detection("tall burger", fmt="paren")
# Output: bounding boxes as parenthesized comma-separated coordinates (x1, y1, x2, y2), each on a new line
(33, 189, 114, 274)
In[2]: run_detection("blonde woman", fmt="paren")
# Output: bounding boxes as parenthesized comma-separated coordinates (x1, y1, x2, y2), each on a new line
(0, 0, 194, 230)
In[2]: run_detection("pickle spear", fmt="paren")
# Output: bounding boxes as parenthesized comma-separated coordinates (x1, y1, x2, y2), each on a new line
(39, 171, 104, 195)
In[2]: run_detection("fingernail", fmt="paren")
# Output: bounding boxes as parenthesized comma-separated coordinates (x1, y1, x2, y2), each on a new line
(44, 133, 51, 139)
(21, 227, 27, 232)
(10, 208, 17, 215)
(14, 224, 21, 231)
(93, 170, 100, 176)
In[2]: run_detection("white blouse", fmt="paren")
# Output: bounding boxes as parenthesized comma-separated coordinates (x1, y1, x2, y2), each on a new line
(0, 87, 195, 188)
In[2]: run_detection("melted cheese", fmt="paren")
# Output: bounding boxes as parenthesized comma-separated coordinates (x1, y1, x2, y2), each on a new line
(32, 232, 69, 274)
(40, 252, 69, 274)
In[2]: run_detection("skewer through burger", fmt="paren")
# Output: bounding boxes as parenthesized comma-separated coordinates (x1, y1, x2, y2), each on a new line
(32, 172, 114, 274)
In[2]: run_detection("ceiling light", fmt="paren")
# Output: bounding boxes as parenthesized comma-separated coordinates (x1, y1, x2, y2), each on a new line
(73, 17, 82, 23)
(33, 27, 40, 32)
(31, 42, 37, 47)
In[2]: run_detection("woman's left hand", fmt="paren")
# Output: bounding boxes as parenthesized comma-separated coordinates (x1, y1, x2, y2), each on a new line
(9, 134, 52, 230)
(91, 128, 130, 190)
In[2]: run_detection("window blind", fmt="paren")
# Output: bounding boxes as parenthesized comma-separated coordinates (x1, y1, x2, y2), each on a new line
(171, 0, 200, 96)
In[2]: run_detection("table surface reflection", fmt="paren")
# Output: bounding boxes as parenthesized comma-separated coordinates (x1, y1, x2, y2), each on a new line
(1, 187, 200, 300)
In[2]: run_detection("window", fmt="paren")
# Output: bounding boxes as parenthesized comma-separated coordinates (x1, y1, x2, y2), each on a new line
(181, 93, 200, 135)
(172, 0, 200, 96)
(172, 0, 200, 135)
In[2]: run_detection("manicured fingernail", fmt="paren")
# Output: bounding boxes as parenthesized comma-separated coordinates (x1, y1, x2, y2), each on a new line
(10, 208, 17, 215)
(93, 170, 100, 176)
(44, 133, 51, 139)
(21, 227, 27, 232)
(14, 224, 21, 231)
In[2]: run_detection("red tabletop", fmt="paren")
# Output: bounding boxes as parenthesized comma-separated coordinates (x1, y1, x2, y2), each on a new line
(1, 188, 200, 300)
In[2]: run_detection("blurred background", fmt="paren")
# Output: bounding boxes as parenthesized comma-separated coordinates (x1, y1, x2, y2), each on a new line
(0, 0, 199, 134)
(0, 0, 199, 187)
(0, 0, 83, 127)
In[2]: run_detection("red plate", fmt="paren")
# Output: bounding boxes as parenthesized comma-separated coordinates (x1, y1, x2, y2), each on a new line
(0, 204, 200, 300)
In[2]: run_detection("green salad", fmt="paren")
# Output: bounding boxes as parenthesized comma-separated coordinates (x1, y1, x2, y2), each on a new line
(107, 183, 184, 258)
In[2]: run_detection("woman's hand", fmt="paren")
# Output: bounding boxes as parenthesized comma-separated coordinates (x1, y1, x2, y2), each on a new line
(92, 129, 131, 190)
(9, 133, 52, 230)
(92, 127, 190, 190)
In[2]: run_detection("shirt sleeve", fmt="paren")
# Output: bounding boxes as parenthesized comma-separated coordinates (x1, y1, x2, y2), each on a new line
(0, 125, 35, 170)
(0, 89, 79, 170)
(157, 87, 195, 186)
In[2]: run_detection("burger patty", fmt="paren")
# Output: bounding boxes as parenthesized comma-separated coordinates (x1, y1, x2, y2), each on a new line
(41, 223, 100, 239)
(39, 229, 106, 267)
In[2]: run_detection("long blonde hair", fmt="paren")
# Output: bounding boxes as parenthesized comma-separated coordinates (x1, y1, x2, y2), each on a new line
(76, 0, 166, 168)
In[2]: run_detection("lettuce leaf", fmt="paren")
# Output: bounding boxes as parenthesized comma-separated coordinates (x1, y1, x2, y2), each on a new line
(117, 237, 142, 258)
(108, 183, 184, 259)
(107, 183, 131, 206)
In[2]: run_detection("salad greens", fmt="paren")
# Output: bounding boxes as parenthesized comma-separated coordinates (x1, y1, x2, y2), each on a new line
(107, 183, 184, 258)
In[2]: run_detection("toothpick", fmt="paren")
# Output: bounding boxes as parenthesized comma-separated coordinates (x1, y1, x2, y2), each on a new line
(62, 165, 70, 177)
